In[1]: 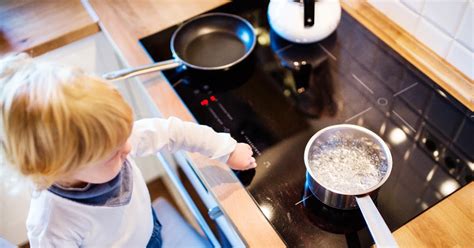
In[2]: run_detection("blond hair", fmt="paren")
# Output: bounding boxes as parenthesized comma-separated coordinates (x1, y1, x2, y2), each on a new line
(0, 53, 133, 189)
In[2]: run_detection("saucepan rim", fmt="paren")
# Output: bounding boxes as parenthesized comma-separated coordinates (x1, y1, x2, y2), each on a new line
(303, 124, 393, 196)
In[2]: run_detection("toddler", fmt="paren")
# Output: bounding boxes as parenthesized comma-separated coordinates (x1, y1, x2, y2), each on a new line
(0, 53, 256, 247)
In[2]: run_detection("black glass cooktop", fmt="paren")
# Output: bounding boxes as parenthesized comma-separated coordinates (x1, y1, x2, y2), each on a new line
(140, 1, 473, 247)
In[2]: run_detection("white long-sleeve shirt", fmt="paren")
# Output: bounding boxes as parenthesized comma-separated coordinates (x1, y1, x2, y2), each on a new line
(26, 117, 237, 247)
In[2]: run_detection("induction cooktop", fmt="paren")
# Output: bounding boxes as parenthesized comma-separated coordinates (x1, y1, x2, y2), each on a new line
(140, 1, 473, 246)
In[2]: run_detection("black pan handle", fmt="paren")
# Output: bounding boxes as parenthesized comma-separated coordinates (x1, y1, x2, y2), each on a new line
(304, 0, 315, 27)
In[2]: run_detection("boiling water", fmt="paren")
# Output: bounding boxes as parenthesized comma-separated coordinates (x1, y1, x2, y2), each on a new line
(309, 133, 388, 194)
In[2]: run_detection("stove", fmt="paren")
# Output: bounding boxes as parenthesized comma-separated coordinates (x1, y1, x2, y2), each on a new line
(140, 1, 473, 247)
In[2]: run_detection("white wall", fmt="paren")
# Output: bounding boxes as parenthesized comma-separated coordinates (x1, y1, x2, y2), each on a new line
(368, 0, 473, 80)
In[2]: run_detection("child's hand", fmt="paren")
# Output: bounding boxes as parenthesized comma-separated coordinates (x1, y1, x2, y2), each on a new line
(227, 143, 257, 170)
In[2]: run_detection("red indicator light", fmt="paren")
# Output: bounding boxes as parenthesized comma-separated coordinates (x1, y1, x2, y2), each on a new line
(210, 95, 217, 102)
(200, 99, 209, 106)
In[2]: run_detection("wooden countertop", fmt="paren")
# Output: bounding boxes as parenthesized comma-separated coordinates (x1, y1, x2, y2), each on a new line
(1, 0, 472, 247)
(393, 182, 473, 247)
(0, 0, 99, 57)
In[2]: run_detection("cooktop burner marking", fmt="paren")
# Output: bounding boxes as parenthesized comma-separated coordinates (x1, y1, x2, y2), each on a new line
(393, 82, 418, 97)
(172, 78, 186, 87)
(216, 102, 234, 120)
(275, 44, 293, 54)
(352, 73, 374, 95)
(207, 107, 224, 125)
(318, 44, 337, 61)
(377, 97, 388, 106)
(345, 107, 373, 123)
(263, 161, 272, 168)
(294, 194, 313, 206)
(392, 110, 416, 133)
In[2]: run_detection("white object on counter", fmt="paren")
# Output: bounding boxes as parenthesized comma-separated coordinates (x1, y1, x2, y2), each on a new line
(268, 0, 342, 43)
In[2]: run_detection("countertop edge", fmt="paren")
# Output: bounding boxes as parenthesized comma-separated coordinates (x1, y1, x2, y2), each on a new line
(0, 0, 100, 57)
(26, 23, 100, 57)
(392, 182, 474, 247)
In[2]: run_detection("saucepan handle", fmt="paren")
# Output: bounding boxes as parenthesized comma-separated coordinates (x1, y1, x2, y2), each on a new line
(356, 195, 399, 247)
(103, 59, 181, 81)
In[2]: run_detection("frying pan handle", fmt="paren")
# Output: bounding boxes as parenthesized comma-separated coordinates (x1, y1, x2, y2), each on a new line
(356, 195, 399, 247)
(102, 59, 181, 81)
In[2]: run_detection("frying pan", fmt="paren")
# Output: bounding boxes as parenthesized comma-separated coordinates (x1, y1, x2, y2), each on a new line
(103, 13, 256, 81)
(304, 124, 398, 247)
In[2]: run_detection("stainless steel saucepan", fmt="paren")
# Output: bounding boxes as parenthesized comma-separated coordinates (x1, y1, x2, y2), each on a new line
(304, 124, 398, 247)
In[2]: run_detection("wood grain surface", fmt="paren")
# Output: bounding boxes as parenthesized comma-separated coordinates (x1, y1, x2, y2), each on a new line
(0, 0, 99, 57)
(393, 182, 473, 247)
(187, 153, 286, 247)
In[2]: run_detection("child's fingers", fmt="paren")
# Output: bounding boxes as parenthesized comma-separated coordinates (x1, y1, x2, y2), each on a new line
(238, 158, 257, 170)
(246, 145, 253, 155)
(249, 161, 257, 169)
(247, 157, 257, 169)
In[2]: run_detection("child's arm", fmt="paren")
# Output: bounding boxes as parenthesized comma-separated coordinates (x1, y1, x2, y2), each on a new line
(129, 117, 256, 170)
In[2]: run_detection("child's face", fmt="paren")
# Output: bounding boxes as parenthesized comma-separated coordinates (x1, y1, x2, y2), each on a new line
(69, 139, 132, 185)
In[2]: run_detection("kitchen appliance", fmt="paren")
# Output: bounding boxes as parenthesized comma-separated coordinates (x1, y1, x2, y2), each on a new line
(268, 0, 341, 43)
(104, 13, 256, 81)
(304, 124, 397, 247)
(140, 1, 473, 246)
